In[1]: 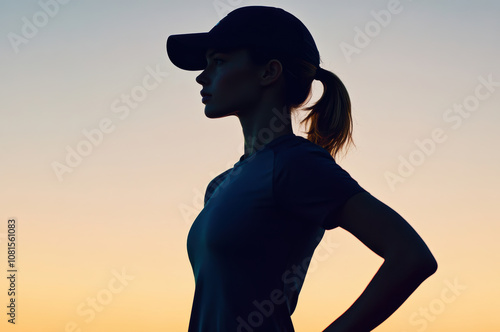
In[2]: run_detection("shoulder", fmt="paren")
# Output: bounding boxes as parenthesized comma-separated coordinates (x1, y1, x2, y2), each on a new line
(271, 135, 342, 176)
(271, 134, 364, 194)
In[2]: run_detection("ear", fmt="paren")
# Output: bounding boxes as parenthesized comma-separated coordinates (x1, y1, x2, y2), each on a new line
(259, 59, 283, 87)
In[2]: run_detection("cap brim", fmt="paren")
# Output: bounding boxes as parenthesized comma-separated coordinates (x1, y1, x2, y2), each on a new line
(167, 33, 212, 71)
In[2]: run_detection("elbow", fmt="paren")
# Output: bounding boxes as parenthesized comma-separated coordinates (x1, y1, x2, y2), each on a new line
(426, 253, 438, 276)
(387, 244, 438, 281)
(407, 246, 438, 280)
(417, 251, 438, 278)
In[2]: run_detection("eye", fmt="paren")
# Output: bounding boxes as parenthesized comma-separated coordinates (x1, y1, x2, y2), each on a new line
(213, 58, 224, 65)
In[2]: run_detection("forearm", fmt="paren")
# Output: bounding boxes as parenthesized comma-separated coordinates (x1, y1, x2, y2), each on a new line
(323, 256, 437, 332)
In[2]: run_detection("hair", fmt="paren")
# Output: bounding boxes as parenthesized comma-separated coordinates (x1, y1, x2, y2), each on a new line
(246, 47, 354, 159)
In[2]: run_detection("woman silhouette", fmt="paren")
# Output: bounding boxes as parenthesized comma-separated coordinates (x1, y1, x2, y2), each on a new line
(167, 6, 437, 332)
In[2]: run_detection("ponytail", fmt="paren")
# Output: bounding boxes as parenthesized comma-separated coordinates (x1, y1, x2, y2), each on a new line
(299, 67, 354, 159)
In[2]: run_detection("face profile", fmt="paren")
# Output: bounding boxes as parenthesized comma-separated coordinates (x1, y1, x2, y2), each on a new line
(196, 47, 279, 120)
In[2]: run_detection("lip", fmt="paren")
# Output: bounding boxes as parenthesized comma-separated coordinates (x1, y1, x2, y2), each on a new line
(200, 91, 212, 103)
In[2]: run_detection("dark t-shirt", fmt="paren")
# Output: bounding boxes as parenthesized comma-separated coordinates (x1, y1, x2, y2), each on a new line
(187, 133, 366, 332)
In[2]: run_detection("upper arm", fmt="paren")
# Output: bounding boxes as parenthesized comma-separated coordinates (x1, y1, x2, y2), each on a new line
(336, 192, 437, 267)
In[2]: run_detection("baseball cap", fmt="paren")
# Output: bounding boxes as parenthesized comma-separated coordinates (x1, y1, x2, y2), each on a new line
(166, 6, 320, 71)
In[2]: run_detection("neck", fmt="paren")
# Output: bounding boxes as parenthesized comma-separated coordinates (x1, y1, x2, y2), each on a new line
(238, 104, 294, 158)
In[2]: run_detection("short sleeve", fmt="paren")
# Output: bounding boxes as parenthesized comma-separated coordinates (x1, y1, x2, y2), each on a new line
(274, 141, 366, 230)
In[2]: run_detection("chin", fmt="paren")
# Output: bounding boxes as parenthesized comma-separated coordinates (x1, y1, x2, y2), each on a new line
(204, 105, 236, 119)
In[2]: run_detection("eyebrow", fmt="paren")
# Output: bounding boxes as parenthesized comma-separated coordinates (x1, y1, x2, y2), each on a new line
(206, 48, 233, 60)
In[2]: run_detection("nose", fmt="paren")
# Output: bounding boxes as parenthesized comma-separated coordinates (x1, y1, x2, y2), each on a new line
(196, 69, 209, 86)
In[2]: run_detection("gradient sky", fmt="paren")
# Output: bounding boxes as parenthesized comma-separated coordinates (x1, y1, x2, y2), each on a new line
(1, 0, 499, 331)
